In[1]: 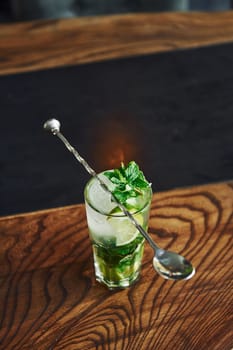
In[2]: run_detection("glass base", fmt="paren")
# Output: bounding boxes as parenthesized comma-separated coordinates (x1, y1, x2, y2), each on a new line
(95, 270, 141, 290)
(92, 242, 144, 290)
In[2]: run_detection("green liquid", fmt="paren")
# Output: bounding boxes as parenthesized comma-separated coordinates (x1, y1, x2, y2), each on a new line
(93, 234, 145, 289)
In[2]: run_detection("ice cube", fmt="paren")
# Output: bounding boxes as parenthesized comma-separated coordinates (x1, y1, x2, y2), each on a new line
(87, 174, 116, 214)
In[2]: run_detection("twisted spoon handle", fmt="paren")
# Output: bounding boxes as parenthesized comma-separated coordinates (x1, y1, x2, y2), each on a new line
(44, 119, 159, 252)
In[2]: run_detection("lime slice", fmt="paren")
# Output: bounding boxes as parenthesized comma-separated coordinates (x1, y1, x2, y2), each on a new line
(108, 210, 144, 246)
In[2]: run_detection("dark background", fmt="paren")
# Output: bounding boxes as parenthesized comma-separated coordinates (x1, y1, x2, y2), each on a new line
(1, 42, 233, 216)
(1, 0, 233, 22)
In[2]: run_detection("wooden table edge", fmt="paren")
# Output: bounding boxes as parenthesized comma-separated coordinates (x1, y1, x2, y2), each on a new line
(1, 11, 233, 75)
(1, 180, 232, 221)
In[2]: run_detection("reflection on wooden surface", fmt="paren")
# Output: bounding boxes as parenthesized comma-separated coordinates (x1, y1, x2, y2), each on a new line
(0, 181, 232, 349)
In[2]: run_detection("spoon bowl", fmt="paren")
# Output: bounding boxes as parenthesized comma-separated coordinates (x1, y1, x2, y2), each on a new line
(153, 249, 195, 280)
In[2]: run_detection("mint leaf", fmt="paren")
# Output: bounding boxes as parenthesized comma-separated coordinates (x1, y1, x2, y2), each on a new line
(125, 161, 139, 182)
(104, 161, 151, 205)
(113, 190, 129, 203)
(116, 168, 126, 182)
(109, 176, 121, 185)
(132, 178, 149, 189)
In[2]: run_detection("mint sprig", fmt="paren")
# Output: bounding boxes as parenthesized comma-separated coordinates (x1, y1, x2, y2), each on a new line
(104, 161, 151, 205)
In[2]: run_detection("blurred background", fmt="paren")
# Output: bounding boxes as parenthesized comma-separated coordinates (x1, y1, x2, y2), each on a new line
(1, 1, 233, 217)
(0, 0, 233, 22)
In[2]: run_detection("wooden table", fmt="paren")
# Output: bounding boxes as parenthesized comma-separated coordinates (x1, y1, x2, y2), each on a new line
(1, 11, 233, 76)
(1, 11, 233, 349)
(0, 181, 232, 349)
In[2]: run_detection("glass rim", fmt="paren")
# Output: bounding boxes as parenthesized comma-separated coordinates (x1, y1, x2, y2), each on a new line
(84, 174, 152, 217)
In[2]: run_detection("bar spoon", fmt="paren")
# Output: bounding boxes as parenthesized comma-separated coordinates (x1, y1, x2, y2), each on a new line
(44, 118, 195, 281)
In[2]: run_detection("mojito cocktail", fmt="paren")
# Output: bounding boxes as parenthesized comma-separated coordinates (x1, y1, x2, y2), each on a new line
(84, 161, 152, 289)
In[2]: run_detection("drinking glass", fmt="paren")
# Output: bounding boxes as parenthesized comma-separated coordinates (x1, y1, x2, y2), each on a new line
(84, 172, 152, 289)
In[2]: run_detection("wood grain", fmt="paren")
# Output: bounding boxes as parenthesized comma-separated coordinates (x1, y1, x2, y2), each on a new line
(0, 182, 232, 349)
(1, 12, 233, 75)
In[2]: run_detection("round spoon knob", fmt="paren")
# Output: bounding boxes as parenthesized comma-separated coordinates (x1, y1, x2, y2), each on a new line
(43, 119, 61, 134)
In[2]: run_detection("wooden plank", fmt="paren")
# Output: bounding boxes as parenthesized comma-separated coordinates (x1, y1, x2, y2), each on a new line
(0, 181, 232, 349)
(1, 12, 233, 75)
